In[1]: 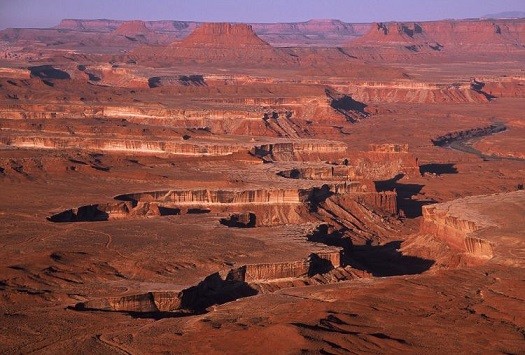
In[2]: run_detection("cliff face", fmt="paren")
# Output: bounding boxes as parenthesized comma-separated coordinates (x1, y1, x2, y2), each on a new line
(420, 204, 494, 256)
(2, 136, 249, 156)
(252, 19, 371, 46)
(415, 191, 525, 263)
(277, 144, 419, 182)
(228, 250, 342, 282)
(113, 20, 152, 36)
(134, 23, 294, 67)
(76, 291, 181, 312)
(52, 18, 369, 46)
(363, 144, 420, 177)
(118, 188, 303, 205)
(181, 23, 269, 47)
(342, 81, 493, 104)
(56, 19, 124, 32)
(355, 19, 525, 48)
(251, 141, 348, 162)
(48, 202, 161, 222)
(349, 19, 525, 61)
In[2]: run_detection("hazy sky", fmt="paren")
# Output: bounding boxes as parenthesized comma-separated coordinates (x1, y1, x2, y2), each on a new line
(1, 0, 524, 29)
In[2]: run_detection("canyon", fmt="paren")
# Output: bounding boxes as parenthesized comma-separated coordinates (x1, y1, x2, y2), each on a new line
(0, 14, 524, 354)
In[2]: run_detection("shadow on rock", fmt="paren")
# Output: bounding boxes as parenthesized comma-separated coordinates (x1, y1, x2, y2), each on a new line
(179, 272, 258, 313)
(344, 241, 434, 276)
(375, 174, 435, 218)
(420, 163, 458, 175)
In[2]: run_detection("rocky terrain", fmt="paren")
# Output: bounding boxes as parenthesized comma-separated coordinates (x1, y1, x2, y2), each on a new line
(0, 15, 524, 354)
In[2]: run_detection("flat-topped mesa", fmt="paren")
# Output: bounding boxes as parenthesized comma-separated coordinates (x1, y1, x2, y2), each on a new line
(182, 23, 269, 47)
(360, 143, 419, 177)
(134, 22, 294, 66)
(352, 19, 525, 50)
(113, 20, 152, 36)
(48, 202, 161, 222)
(366, 22, 426, 43)
(55, 18, 123, 32)
(251, 140, 348, 162)
(49, 184, 380, 226)
(75, 250, 351, 315)
(116, 188, 304, 205)
(302, 19, 357, 31)
(344, 81, 493, 104)
(227, 251, 342, 283)
(420, 204, 494, 258)
(420, 19, 525, 46)
(273, 144, 419, 180)
(416, 191, 525, 264)
(2, 136, 248, 156)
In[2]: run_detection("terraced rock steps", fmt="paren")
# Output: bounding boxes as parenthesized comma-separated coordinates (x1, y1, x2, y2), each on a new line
(73, 246, 363, 316)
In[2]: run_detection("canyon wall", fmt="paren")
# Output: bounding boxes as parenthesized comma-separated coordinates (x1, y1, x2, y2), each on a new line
(334, 81, 494, 104)
(346, 19, 525, 64)
(228, 250, 342, 282)
(118, 188, 304, 205)
(251, 141, 348, 162)
(48, 201, 161, 222)
(1, 136, 250, 156)
(420, 204, 494, 258)
(52, 18, 372, 46)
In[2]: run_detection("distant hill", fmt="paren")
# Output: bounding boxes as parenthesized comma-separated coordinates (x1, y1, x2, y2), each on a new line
(482, 11, 525, 19)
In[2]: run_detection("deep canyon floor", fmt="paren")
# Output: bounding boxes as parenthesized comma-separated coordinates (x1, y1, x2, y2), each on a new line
(0, 19, 524, 354)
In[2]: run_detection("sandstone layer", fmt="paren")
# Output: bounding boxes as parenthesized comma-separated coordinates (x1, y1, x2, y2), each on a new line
(0, 14, 524, 355)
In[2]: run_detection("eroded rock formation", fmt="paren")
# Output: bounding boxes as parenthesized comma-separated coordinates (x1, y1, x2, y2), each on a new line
(405, 191, 525, 265)
(133, 23, 295, 67)
(251, 141, 348, 162)
(349, 19, 525, 62)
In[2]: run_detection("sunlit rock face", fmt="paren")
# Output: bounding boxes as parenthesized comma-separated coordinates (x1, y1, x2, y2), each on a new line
(0, 14, 524, 355)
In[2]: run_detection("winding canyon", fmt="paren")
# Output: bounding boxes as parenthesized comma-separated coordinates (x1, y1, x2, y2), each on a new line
(0, 13, 524, 354)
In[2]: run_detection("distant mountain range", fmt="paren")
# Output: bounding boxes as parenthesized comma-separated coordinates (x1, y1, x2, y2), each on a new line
(482, 11, 525, 19)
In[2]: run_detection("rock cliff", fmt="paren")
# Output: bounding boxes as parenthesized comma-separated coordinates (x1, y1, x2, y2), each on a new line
(113, 20, 153, 36)
(134, 23, 294, 67)
(411, 191, 525, 264)
(348, 19, 525, 62)
(251, 140, 348, 162)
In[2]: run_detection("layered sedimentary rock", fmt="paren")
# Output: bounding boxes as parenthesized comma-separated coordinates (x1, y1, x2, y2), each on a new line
(81, 65, 150, 88)
(48, 201, 162, 222)
(55, 19, 125, 32)
(1, 135, 250, 156)
(76, 291, 182, 313)
(133, 23, 295, 67)
(51, 187, 312, 226)
(227, 251, 342, 283)
(251, 140, 348, 162)
(278, 144, 419, 181)
(113, 20, 153, 36)
(348, 19, 525, 62)
(0, 67, 30, 79)
(315, 193, 398, 245)
(325, 144, 419, 179)
(117, 188, 304, 205)
(76, 272, 257, 314)
(418, 191, 525, 261)
(278, 165, 366, 181)
(252, 19, 370, 46)
(76, 249, 347, 315)
(481, 77, 525, 98)
(335, 81, 494, 104)
(52, 18, 370, 46)
(361, 144, 420, 177)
